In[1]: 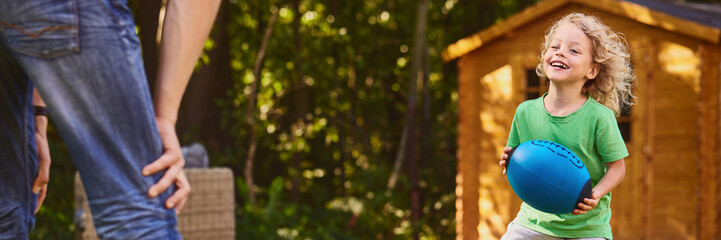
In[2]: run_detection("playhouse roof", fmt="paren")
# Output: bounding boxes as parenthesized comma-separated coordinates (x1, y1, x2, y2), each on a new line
(441, 0, 721, 62)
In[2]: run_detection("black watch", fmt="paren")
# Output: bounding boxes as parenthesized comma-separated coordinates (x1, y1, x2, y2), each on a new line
(34, 106, 48, 117)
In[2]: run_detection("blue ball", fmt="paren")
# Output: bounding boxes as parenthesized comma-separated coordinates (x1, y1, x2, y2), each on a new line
(506, 140, 592, 214)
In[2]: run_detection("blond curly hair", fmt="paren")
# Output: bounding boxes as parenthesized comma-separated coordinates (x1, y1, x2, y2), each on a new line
(536, 13, 635, 116)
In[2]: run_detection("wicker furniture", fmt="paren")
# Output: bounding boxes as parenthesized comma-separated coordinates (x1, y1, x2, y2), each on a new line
(74, 168, 235, 239)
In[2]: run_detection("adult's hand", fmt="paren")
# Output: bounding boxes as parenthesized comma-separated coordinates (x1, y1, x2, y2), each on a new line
(141, 118, 190, 213)
(33, 114, 51, 214)
(167, 170, 190, 214)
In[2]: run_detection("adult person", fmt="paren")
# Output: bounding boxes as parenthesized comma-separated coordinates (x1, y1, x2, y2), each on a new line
(0, 0, 221, 239)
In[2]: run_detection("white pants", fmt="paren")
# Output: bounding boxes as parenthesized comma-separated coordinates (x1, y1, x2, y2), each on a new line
(501, 222, 607, 240)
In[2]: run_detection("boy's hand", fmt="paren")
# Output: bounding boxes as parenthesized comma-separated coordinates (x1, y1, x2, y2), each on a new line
(572, 191, 602, 215)
(499, 147, 512, 175)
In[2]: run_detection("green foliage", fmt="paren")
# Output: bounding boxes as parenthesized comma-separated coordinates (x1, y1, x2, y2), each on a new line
(219, 0, 470, 238)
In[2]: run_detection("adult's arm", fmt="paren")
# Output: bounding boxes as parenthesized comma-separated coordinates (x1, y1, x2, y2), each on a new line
(32, 88, 51, 214)
(141, 0, 221, 212)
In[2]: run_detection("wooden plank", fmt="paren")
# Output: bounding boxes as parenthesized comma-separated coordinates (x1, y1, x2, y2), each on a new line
(643, 38, 657, 240)
(652, 103, 696, 112)
(654, 81, 699, 103)
(652, 177, 699, 239)
(698, 43, 720, 240)
(654, 82, 698, 96)
(654, 180, 697, 195)
(652, 99, 696, 113)
(655, 136, 698, 151)
(456, 56, 482, 240)
(655, 153, 700, 179)
(653, 113, 697, 136)
(610, 144, 644, 239)
(653, 109, 697, 122)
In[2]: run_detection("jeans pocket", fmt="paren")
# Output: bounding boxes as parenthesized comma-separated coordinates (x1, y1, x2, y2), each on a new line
(0, 0, 79, 59)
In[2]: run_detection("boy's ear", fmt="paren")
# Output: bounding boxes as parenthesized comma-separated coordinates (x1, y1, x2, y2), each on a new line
(586, 63, 600, 80)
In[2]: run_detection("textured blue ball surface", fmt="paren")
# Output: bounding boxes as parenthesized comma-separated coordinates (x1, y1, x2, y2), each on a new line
(506, 140, 592, 214)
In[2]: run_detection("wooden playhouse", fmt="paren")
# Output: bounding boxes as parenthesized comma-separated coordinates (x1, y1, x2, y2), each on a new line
(442, 0, 721, 239)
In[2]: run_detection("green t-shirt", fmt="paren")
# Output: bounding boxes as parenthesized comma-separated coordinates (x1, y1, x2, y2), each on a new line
(506, 93, 628, 240)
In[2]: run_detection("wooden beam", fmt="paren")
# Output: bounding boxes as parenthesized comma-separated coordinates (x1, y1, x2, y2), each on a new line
(456, 57, 481, 240)
(573, 0, 720, 44)
(698, 43, 721, 240)
(441, 0, 570, 62)
(441, 0, 721, 62)
(641, 39, 657, 240)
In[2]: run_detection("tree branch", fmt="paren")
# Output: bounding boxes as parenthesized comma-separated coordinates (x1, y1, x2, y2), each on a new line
(244, 6, 279, 208)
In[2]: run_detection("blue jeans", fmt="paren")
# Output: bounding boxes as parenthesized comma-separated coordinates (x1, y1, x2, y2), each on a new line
(0, 0, 180, 239)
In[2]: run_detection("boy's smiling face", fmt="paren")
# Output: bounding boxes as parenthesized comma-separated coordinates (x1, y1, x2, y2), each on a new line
(542, 23, 599, 84)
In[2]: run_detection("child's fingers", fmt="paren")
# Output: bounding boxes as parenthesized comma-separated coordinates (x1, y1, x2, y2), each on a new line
(499, 148, 511, 175)
(503, 147, 512, 154)
(577, 202, 593, 211)
(583, 198, 598, 207)
(499, 160, 507, 175)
